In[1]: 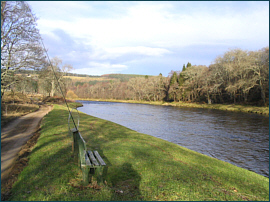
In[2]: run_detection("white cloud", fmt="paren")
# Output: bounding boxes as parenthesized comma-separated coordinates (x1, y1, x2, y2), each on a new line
(29, 1, 269, 76)
(30, 1, 92, 21)
(91, 46, 171, 60)
(35, 1, 268, 49)
(105, 46, 171, 56)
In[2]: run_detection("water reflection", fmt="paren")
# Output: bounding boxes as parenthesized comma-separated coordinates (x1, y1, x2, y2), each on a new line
(77, 101, 269, 177)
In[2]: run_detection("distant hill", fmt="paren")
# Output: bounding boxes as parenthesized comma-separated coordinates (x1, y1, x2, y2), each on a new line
(65, 72, 101, 78)
(14, 69, 151, 82)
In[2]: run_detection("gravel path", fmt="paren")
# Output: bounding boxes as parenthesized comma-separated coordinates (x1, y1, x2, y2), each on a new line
(1, 104, 52, 182)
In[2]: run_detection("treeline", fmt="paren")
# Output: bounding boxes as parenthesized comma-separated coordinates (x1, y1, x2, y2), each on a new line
(68, 74, 166, 101)
(68, 47, 269, 106)
(69, 74, 150, 87)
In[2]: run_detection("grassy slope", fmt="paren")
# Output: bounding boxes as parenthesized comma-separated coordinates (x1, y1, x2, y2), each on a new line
(9, 104, 269, 201)
(76, 98, 269, 116)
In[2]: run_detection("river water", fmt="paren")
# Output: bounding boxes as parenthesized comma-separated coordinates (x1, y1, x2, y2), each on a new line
(77, 100, 269, 177)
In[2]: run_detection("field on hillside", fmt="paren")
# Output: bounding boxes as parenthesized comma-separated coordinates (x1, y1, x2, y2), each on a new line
(64, 73, 149, 83)
(64, 76, 116, 83)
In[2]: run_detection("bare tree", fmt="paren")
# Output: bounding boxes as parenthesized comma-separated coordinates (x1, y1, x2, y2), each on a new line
(181, 65, 208, 102)
(212, 48, 269, 105)
(39, 57, 73, 97)
(247, 47, 269, 105)
(1, 1, 45, 98)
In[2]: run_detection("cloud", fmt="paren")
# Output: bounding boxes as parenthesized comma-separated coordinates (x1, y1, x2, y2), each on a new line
(29, 1, 269, 76)
(91, 46, 171, 61)
(107, 46, 171, 56)
(35, 1, 268, 49)
(30, 1, 92, 21)
(41, 28, 171, 74)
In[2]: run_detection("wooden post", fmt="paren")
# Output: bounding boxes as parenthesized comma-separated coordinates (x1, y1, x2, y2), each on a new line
(72, 130, 79, 163)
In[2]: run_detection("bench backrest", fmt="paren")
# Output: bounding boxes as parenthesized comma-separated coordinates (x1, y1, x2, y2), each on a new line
(72, 129, 88, 165)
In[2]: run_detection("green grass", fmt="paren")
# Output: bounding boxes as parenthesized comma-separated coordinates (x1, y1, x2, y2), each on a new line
(9, 104, 269, 201)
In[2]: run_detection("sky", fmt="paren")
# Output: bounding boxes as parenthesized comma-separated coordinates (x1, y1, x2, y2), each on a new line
(28, 1, 269, 76)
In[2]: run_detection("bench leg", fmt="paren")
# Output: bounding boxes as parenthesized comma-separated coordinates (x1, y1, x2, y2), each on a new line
(87, 167, 104, 184)
(96, 166, 107, 184)
(80, 166, 108, 185)
(88, 167, 95, 183)
(81, 166, 90, 185)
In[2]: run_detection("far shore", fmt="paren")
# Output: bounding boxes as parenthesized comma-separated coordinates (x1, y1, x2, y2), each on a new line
(72, 98, 269, 116)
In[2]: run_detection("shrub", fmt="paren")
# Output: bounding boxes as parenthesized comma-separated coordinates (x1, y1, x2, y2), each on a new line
(66, 90, 78, 99)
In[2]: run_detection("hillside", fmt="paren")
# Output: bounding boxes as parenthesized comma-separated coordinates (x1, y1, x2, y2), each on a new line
(64, 73, 150, 89)
(15, 69, 148, 84)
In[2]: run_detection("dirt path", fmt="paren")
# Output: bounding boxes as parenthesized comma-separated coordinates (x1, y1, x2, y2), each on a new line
(1, 104, 53, 182)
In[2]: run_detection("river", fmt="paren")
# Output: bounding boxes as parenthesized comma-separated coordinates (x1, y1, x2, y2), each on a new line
(77, 100, 269, 177)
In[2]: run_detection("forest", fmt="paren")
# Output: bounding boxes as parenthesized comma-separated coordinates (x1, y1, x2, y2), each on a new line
(66, 47, 269, 106)
(3, 47, 269, 107)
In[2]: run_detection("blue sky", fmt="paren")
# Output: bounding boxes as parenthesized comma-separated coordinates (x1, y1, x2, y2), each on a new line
(28, 1, 269, 76)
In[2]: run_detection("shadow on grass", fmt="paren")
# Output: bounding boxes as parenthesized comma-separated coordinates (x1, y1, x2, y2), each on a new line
(9, 146, 77, 200)
(108, 163, 143, 201)
(9, 138, 143, 201)
(30, 135, 68, 154)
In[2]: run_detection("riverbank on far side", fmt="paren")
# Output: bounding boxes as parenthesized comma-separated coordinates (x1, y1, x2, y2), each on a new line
(73, 98, 269, 116)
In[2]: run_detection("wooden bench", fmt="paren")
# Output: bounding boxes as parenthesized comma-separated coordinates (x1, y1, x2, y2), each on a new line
(70, 128, 107, 185)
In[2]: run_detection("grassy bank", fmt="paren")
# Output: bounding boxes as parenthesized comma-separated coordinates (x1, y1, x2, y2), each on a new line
(9, 104, 269, 201)
(75, 98, 269, 116)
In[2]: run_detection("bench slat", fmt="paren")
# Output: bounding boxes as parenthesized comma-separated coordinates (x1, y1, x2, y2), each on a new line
(88, 151, 99, 166)
(94, 151, 106, 166)
(85, 151, 92, 166)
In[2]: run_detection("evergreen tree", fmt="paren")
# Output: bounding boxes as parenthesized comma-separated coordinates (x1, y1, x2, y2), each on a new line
(170, 72, 178, 85)
(187, 62, 192, 68)
(182, 64, 186, 72)
(178, 73, 185, 86)
(178, 64, 187, 86)
(167, 72, 179, 101)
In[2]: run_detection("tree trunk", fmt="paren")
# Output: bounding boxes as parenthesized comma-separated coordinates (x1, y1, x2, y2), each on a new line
(260, 80, 266, 106)
(243, 92, 248, 103)
(207, 93, 211, 104)
(51, 79, 55, 96)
